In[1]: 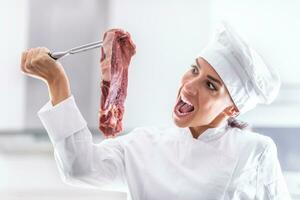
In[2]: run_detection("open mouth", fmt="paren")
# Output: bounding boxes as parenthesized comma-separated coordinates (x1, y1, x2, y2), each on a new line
(174, 95, 195, 117)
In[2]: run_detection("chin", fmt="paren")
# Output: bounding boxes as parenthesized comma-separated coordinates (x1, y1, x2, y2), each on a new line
(173, 121, 188, 128)
(172, 112, 191, 128)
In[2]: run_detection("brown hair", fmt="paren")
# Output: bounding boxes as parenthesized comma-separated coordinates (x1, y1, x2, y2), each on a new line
(227, 117, 248, 130)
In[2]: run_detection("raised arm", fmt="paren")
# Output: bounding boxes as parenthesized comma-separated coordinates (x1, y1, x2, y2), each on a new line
(20, 48, 127, 189)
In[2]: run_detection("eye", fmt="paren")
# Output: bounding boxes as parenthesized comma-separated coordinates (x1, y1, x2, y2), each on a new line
(190, 64, 198, 74)
(207, 81, 217, 91)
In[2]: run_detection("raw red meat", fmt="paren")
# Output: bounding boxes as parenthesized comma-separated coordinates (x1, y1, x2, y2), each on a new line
(98, 29, 136, 137)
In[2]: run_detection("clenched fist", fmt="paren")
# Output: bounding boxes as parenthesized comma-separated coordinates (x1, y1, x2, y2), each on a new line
(20, 47, 67, 84)
(20, 47, 71, 106)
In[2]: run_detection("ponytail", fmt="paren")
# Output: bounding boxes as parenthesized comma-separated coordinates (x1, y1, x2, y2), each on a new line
(227, 117, 249, 130)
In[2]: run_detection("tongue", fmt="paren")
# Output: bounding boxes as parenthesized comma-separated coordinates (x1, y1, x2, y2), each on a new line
(179, 102, 194, 113)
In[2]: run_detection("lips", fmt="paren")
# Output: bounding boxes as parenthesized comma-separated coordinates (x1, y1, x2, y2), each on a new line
(173, 94, 196, 118)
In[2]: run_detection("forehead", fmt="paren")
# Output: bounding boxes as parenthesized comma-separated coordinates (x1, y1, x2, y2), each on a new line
(196, 57, 224, 84)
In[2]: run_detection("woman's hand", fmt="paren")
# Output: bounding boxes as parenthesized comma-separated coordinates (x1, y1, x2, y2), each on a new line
(20, 47, 71, 106)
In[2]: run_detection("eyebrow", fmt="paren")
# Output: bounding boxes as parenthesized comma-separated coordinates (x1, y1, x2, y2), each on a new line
(195, 59, 202, 70)
(207, 75, 223, 87)
(195, 59, 223, 87)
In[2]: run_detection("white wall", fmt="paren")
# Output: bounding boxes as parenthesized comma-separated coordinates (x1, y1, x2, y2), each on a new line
(0, 1, 28, 129)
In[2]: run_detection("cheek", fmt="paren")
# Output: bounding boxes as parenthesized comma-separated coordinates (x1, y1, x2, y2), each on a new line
(192, 100, 215, 124)
(201, 99, 227, 119)
(196, 95, 224, 120)
(197, 96, 213, 112)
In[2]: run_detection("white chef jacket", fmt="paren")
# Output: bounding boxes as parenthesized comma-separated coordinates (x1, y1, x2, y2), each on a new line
(37, 95, 291, 200)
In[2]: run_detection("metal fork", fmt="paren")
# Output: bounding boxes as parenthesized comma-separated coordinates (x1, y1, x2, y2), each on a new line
(48, 41, 103, 60)
(48, 35, 128, 60)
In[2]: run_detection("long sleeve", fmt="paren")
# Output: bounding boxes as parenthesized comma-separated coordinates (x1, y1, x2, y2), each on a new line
(37, 95, 127, 190)
(256, 139, 291, 200)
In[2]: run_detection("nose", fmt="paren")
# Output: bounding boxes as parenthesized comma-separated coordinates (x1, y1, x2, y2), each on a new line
(182, 79, 197, 96)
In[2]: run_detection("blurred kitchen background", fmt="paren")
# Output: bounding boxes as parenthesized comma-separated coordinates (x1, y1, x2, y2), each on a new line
(1, 0, 300, 199)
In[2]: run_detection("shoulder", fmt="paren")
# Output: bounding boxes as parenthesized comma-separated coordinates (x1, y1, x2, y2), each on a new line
(226, 127, 277, 165)
(228, 126, 276, 152)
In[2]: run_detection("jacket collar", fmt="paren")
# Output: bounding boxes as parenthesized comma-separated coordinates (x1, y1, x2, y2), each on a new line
(181, 120, 229, 142)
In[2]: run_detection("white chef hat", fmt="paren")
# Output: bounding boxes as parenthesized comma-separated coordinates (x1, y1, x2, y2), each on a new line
(198, 21, 281, 115)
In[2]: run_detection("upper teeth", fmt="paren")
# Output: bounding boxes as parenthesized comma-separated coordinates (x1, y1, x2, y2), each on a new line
(181, 95, 193, 106)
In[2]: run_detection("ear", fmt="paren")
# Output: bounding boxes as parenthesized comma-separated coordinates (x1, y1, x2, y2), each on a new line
(223, 105, 239, 117)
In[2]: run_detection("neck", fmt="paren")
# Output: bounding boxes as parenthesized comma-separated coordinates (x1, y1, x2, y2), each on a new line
(189, 126, 209, 139)
(189, 119, 228, 139)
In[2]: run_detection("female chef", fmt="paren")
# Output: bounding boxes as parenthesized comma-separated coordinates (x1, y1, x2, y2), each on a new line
(20, 22, 291, 199)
